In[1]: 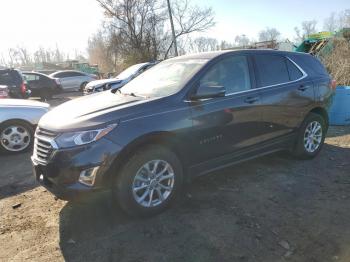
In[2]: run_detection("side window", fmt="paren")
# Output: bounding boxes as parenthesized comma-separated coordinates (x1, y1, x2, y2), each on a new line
(54, 72, 66, 78)
(286, 59, 303, 80)
(24, 74, 39, 81)
(199, 56, 251, 94)
(254, 55, 289, 87)
(70, 72, 84, 77)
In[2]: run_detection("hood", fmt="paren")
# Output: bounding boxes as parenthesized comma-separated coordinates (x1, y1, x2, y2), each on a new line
(0, 99, 49, 108)
(86, 78, 123, 89)
(39, 91, 153, 131)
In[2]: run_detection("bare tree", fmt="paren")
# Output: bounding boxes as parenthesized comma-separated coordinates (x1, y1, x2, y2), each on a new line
(219, 40, 234, 50)
(234, 34, 250, 47)
(294, 20, 318, 43)
(96, 0, 166, 65)
(302, 20, 317, 37)
(188, 36, 218, 53)
(87, 30, 122, 73)
(164, 0, 215, 58)
(339, 9, 350, 28)
(258, 27, 280, 42)
(324, 12, 338, 32)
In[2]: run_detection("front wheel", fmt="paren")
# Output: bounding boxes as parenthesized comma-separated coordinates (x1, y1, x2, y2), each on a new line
(113, 145, 183, 217)
(0, 120, 34, 154)
(291, 113, 327, 159)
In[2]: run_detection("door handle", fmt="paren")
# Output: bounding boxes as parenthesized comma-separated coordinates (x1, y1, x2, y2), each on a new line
(298, 85, 308, 91)
(244, 97, 259, 104)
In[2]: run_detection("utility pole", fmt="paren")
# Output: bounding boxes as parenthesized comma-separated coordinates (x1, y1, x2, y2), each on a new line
(166, 0, 178, 56)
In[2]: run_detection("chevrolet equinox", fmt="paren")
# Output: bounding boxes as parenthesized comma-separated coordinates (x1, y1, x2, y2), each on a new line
(32, 50, 334, 216)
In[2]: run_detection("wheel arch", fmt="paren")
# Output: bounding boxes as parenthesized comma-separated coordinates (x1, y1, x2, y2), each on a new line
(309, 107, 329, 128)
(0, 118, 35, 129)
(107, 131, 188, 180)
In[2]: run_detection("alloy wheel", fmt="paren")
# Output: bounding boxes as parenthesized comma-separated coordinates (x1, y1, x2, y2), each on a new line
(132, 160, 175, 208)
(303, 121, 322, 153)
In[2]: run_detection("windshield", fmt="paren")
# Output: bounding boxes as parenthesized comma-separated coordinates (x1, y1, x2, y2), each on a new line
(116, 63, 147, 79)
(120, 59, 207, 98)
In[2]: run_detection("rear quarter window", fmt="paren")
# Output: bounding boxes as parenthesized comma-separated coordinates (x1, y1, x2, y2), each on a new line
(290, 54, 329, 78)
(286, 59, 303, 80)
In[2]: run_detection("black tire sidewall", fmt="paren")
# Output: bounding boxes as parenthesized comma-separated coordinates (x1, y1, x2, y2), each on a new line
(294, 113, 326, 159)
(114, 145, 183, 217)
(0, 120, 34, 154)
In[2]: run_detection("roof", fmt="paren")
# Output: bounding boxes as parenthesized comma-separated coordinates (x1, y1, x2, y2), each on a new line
(167, 49, 308, 61)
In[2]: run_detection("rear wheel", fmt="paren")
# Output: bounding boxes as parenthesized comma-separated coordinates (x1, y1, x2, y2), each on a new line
(40, 89, 52, 101)
(291, 113, 327, 159)
(113, 145, 183, 217)
(0, 120, 34, 154)
(80, 82, 88, 92)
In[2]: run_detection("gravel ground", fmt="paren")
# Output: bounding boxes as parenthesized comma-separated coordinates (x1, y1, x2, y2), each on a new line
(0, 95, 350, 261)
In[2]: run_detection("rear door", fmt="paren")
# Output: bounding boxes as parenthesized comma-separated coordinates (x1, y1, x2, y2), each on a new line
(189, 54, 263, 164)
(254, 53, 315, 142)
(57, 72, 78, 90)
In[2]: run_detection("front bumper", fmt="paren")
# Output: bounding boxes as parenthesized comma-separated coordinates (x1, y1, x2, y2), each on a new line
(31, 137, 123, 200)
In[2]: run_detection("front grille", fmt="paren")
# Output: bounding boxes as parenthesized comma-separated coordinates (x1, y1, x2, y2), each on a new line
(33, 128, 58, 164)
(36, 128, 57, 138)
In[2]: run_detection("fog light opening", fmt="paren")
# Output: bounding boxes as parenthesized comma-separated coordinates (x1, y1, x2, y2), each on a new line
(79, 166, 100, 186)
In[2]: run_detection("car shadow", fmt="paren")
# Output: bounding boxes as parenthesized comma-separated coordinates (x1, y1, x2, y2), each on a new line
(327, 125, 350, 138)
(59, 143, 350, 262)
(0, 152, 38, 199)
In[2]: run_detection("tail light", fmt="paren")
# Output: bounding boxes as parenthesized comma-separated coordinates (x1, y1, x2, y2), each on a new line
(330, 79, 337, 90)
(21, 82, 26, 94)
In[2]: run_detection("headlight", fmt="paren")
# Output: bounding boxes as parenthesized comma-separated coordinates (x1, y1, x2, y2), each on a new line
(55, 124, 117, 148)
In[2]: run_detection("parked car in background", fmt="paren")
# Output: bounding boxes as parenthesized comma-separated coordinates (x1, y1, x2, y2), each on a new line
(32, 50, 334, 217)
(23, 71, 62, 100)
(0, 99, 49, 153)
(0, 68, 31, 98)
(0, 85, 9, 98)
(49, 70, 97, 92)
(84, 62, 156, 95)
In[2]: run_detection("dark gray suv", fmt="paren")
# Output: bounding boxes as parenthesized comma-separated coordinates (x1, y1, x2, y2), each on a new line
(32, 50, 334, 216)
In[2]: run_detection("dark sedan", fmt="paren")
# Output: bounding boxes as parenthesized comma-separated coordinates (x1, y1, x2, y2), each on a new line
(23, 72, 62, 100)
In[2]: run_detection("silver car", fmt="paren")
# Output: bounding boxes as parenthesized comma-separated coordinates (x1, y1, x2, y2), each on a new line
(84, 62, 156, 95)
(0, 99, 49, 153)
(49, 70, 97, 92)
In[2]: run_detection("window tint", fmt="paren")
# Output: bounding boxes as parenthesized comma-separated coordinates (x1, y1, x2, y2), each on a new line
(0, 71, 13, 85)
(24, 74, 40, 81)
(254, 55, 289, 87)
(70, 72, 84, 77)
(286, 59, 303, 80)
(200, 56, 251, 94)
(291, 55, 328, 77)
(55, 72, 83, 78)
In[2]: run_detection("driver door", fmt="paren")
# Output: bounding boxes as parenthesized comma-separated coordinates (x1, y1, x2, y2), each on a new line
(189, 55, 263, 164)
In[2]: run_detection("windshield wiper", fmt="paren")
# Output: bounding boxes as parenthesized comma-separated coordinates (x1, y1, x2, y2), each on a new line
(120, 91, 147, 98)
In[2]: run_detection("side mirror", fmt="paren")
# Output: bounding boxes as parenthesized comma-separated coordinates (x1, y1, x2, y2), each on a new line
(190, 85, 226, 100)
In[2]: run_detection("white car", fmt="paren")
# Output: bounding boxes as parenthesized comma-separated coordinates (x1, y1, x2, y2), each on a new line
(0, 99, 49, 153)
(50, 70, 97, 92)
(84, 62, 156, 95)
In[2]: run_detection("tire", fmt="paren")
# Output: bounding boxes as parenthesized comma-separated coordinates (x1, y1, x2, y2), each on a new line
(0, 120, 34, 154)
(113, 145, 183, 217)
(80, 82, 87, 92)
(40, 89, 52, 101)
(291, 113, 327, 159)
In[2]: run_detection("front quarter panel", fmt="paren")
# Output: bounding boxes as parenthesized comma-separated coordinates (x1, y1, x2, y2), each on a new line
(106, 100, 193, 160)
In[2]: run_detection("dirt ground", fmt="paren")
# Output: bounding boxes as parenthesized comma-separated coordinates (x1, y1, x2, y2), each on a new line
(1, 95, 350, 261)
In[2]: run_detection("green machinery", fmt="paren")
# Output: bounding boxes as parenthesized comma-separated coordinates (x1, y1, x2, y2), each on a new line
(295, 28, 350, 58)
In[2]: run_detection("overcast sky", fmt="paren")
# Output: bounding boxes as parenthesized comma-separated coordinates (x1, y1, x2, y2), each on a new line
(0, 0, 349, 57)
